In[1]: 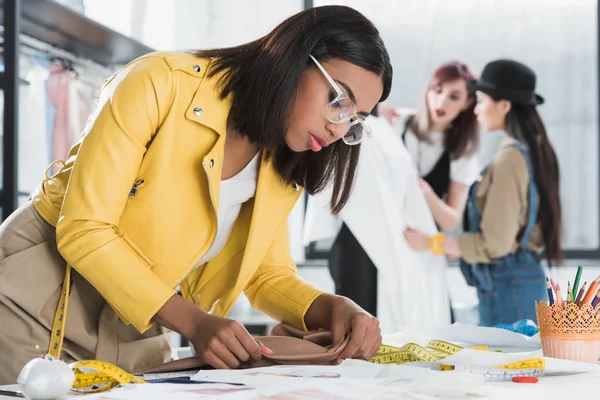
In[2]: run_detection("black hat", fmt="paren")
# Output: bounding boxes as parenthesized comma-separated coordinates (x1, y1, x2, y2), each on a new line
(468, 59, 544, 106)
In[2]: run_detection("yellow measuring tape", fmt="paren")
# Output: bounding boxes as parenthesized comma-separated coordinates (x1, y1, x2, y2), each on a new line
(369, 340, 463, 364)
(440, 358, 545, 371)
(70, 360, 145, 393)
(44, 264, 144, 394)
(369, 341, 545, 381)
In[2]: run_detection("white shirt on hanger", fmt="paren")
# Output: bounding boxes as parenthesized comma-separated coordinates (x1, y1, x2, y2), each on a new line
(393, 108, 479, 186)
(18, 60, 50, 198)
(195, 152, 260, 268)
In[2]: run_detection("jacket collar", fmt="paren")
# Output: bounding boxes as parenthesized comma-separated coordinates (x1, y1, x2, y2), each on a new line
(185, 58, 232, 137)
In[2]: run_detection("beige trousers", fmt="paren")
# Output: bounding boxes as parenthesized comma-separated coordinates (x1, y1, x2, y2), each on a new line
(0, 202, 171, 384)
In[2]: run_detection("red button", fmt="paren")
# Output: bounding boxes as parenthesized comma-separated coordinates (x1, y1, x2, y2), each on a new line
(512, 376, 538, 383)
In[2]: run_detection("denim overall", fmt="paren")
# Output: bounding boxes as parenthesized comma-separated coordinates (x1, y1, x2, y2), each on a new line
(459, 141, 546, 326)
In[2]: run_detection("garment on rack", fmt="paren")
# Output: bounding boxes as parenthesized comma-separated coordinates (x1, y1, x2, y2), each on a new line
(304, 117, 451, 333)
(48, 63, 72, 165)
(46, 61, 101, 174)
(68, 76, 95, 144)
(18, 60, 50, 196)
(0, 52, 108, 203)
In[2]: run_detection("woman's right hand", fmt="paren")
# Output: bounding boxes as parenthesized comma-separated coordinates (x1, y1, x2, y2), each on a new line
(377, 103, 401, 124)
(153, 293, 271, 369)
(189, 312, 267, 369)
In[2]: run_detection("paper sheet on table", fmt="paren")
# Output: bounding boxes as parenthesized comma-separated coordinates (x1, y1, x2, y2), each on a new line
(77, 379, 415, 400)
(189, 360, 490, 399)
(384, 322, 541, 351)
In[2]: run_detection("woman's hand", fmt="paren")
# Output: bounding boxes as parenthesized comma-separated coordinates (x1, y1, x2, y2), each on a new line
(330, 298, 382, 362)
(153, 294, 271, 369)
(443, 236, 462, 260)
(418, 178, 435, 200)
(403, 227, 429, 252)
(377, 103, 401, 124)
(189, 312, 272, 369)
(305, 294, 381, 363)
(403, 227, 463, 260)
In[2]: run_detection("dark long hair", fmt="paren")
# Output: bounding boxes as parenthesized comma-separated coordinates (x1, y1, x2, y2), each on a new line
(505, 106, 563, 265)
(410, 61, 479, 159)
(192, 6, 392, 213)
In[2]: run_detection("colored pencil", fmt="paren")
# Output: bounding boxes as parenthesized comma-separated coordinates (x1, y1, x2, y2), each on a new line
(573, 266, 583, 302)
(547, 277, 554, 305)
(550, 278, 558, 294)
(592, 287, 600, 308)
(555, 283, 564, 306)
(575, 282, 587, 306)
(582, 277, 600, 305)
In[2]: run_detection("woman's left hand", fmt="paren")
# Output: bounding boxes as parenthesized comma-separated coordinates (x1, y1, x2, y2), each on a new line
(443, 236, 462, 260)
(330, 298, 381, 363)
(418, 178, 435, 199)
(403, 226, 429, 251)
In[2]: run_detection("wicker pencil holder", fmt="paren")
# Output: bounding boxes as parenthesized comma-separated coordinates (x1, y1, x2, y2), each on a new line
(535, 301, 600, 364)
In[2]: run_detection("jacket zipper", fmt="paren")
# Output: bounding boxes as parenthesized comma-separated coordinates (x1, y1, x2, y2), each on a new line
(128, 178, 145, 198)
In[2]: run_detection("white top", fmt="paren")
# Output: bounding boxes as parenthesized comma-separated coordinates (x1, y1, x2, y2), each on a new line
(393, 108, 479, 186)
(195, 152, 260, 268)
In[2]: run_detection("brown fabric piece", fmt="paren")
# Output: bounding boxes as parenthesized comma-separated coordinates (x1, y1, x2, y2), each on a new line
(141, 324, 349, 374)
(0, 203, 171, 385)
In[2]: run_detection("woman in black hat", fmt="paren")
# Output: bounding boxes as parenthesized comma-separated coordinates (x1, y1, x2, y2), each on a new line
(404, 59, 562, 326)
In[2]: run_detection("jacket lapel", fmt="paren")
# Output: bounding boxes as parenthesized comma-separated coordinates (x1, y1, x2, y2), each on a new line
(185, 58, 232, 210)
(210, 153, 301, 315)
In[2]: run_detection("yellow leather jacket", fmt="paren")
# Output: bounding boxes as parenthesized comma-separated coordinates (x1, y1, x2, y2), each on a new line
(32, 52, 323, 333)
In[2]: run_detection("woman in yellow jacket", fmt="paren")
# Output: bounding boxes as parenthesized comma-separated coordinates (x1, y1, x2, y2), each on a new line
(0, 5, 392, 383)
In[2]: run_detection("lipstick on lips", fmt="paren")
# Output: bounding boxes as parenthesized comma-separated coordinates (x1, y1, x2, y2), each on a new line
(435, 109, 446, 117)
(308, 133, 327, 152)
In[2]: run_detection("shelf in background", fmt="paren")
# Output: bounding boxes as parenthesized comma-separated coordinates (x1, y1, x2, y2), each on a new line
(0, 0, 154, 66)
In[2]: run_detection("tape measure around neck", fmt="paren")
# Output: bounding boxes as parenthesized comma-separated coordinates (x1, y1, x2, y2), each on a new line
(47, 263, 72, 358)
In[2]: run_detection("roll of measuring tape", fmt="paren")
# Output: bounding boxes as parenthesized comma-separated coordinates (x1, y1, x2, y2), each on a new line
(70, 360, 145, 393)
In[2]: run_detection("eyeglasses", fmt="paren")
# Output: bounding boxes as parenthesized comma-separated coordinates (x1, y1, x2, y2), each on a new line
(310, 55, 372, 146)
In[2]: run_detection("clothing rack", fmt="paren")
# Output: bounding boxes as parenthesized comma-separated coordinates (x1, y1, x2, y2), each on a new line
(0, 0, 154, 219)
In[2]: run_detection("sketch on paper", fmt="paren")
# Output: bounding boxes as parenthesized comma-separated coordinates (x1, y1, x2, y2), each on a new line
(175, 387, 254, 395)
(245, 370, 341, 379)
(252, 388, 354, 400)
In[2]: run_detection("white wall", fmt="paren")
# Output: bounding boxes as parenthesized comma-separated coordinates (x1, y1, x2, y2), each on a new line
(83, 0, 304, 52)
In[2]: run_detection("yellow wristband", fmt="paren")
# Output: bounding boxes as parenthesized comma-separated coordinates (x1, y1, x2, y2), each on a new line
(428, 233, 445, 256)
